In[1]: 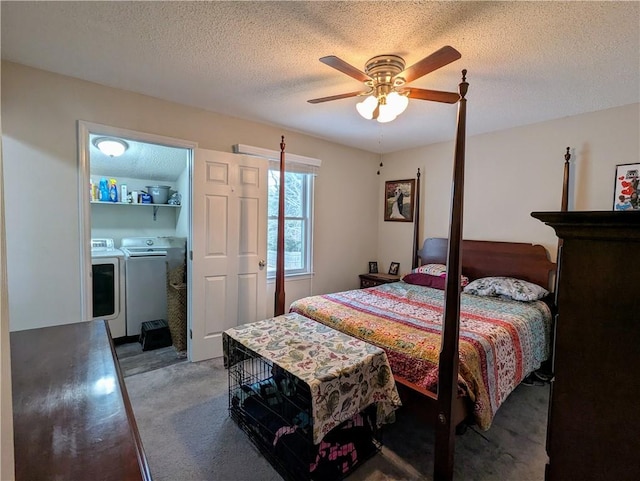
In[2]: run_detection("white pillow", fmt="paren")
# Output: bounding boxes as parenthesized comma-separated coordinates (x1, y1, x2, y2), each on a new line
(463, 276, 548, 302)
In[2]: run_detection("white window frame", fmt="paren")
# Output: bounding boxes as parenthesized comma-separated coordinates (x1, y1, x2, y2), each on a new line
(232, 144, 320, 279)
(266, 170, 313, 278)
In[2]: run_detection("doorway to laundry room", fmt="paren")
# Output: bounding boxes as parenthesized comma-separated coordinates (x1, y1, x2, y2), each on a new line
(79, 121, 196, 373)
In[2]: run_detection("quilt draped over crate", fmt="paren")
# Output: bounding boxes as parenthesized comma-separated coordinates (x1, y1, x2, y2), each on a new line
(224, 312, 402, 444)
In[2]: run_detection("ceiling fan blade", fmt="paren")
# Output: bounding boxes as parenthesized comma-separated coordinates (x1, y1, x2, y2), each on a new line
(319, 56, 371, 82)
(397, 46, 461, 83)
(406, 88, 460, 104)
(307, 91, 366, 104)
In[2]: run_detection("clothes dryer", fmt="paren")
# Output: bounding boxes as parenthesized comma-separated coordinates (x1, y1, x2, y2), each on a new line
(91, 238, 126, 338)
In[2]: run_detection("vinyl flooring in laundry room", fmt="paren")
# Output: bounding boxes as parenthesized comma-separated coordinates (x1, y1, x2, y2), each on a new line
(115, 340, 188, 377)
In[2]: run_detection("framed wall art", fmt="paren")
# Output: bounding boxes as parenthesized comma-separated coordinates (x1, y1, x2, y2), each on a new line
(384, 179, 415, 222)
(613, 163, 640, 211)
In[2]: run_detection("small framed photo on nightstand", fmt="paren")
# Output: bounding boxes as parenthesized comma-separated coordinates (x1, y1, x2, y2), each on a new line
(368, 261, 378, 274)
(389, 262, 400, 276)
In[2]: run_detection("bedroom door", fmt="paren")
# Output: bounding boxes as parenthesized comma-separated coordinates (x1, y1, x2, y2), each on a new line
(190, 149, 267, 361)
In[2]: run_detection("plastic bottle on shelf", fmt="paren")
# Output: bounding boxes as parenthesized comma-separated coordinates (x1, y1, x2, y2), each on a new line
(90, 179, 94, 201)
(109, 178, 118, 202)
(99, 178, 109, 201)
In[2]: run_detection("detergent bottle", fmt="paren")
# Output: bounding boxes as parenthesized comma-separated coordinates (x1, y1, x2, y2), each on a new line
(109, 178, 118, 202)
(99, 178, 109, 201)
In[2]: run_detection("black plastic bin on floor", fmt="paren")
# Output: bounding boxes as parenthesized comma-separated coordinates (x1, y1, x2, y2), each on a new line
(139, 319, 172, 351)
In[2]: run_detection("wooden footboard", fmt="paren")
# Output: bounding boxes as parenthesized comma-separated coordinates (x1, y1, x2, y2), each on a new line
(394, 375, 469, 429)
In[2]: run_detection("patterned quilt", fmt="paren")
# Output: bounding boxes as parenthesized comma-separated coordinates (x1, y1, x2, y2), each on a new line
(289, 281, 552, 430)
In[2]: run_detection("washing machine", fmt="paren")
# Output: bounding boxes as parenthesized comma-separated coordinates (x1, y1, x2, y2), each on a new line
(120, 237, 171, 338)
(91, 238, 126, 338)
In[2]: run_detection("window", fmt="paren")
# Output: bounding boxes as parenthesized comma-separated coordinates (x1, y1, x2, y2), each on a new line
(267, 169, 314, 277)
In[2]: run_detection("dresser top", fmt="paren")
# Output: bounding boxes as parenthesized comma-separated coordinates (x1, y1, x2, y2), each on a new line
(532, 210, 640, 240)
(11, 321, 151, 481)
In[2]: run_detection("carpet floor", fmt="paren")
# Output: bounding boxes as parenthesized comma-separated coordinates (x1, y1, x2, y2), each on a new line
(124, 357, 550, 481)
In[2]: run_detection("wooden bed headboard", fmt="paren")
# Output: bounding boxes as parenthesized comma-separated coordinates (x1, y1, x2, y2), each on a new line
(417, 237, 556, 290)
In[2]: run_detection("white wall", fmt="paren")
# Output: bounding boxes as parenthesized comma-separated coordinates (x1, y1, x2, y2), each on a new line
(1, 61, 380, 331)
(378, 103, 640, 273)
(91, 203, 180, 248)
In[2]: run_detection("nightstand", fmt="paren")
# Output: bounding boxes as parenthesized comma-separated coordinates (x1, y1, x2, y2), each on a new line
(359, 273, 401, 288)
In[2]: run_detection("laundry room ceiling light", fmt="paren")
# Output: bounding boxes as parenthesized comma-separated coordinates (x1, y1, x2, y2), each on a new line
(93, 137, 129, 157)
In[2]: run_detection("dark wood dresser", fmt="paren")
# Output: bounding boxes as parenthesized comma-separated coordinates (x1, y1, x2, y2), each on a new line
(359, 273, 401, 288)
(11, 320, 152, 481)
(532, 211, 640, 481)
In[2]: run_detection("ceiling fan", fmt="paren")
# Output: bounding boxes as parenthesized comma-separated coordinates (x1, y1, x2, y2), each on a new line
(308, 46, 461, 123)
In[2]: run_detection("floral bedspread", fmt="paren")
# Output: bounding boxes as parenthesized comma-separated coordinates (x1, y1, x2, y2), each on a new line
(290, 282, 552, 430)
(223, 313, 402, 444)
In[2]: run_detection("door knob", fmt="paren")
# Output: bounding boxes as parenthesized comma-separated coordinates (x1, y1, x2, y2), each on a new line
(258, 260, 266, 268)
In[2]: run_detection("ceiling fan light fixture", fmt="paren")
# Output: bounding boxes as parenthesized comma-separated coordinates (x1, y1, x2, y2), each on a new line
(356, 95, 378, 120)
(376, 103, 398, 123)
(310, 47, 461, 123)
(386, 91, 409, 115)
(93, 137, 129, 157)
(356, 90, 409, 123)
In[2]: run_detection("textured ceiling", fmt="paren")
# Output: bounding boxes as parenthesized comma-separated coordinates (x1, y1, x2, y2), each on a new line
(2, 1, 639, 154)
(89, 134, 189, 182)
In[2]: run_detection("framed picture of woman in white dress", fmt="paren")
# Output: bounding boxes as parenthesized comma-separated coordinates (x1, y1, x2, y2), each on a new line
(384, 179, 415, 222)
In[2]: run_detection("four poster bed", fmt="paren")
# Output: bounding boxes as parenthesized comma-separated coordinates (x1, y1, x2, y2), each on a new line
(290, 238, 555, 431)
(272, 71, 569, 480)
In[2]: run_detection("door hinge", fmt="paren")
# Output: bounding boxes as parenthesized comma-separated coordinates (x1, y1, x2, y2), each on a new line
(190, 250, 193, 261)
(189, 329, 192, 339)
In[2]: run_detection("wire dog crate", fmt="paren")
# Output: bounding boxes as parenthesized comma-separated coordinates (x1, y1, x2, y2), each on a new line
(226, 338, 381, 481)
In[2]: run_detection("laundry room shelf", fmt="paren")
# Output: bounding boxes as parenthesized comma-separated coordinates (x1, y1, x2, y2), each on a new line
(90, 201, 180, 207)
(91, 201, 181, 220)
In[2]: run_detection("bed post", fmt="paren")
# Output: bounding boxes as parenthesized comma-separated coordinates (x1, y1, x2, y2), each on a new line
(434, 70, 468, 481)
(274, 136, 286, 316)
(561, 147, 570, 213)
(555, 146, 571, 272)
(413, 168, 421, 269)
(554, 147, 571, 285)
(547, 147, 571, 373)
